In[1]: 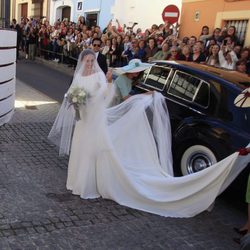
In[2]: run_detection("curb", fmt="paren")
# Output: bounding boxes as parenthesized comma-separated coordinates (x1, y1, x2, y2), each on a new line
(18, 52, 74, 77)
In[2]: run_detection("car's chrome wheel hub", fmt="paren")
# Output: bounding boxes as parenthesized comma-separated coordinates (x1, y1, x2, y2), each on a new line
(187, 153, 212, 174)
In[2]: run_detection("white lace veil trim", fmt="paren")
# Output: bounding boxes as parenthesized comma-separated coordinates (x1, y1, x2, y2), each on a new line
(48, 49, 111, 156)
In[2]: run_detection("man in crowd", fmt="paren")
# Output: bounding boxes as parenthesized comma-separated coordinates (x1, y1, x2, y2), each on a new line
(91, 38, 108, 74)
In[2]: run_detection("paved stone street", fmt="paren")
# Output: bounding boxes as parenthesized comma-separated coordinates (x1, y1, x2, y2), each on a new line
(0, 77, 246, 249)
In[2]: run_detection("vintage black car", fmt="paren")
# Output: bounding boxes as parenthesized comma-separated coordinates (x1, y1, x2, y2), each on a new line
(133, 61, 250, 178)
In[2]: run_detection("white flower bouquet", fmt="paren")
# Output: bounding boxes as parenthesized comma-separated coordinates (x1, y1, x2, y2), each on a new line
(65, 87, 87, 120)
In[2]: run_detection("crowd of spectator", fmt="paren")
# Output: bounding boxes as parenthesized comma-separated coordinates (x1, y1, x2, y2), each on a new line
(10, 16, 250, 75)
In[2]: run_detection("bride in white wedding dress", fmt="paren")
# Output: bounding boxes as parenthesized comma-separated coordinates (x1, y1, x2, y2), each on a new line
(49, 50, 250, 218)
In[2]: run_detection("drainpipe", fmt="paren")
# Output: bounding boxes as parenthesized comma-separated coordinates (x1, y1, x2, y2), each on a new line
(99, 0, 102, 25)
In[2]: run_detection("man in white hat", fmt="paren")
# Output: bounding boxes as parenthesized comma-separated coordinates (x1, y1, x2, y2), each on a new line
(112, 59, 152, 105)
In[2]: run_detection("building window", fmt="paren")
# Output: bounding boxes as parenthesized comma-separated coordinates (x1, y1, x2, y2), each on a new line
(224, 19, 248, 45)
(85, 12, 98, 27)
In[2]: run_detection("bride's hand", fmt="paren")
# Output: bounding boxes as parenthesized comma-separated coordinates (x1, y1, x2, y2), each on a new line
(106, 69, 113, 83)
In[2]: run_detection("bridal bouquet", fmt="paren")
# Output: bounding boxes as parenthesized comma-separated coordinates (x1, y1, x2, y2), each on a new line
(65, 87, 87, 120)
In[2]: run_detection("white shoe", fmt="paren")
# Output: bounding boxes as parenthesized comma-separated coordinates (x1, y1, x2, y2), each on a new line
(25, 54, 28, 59)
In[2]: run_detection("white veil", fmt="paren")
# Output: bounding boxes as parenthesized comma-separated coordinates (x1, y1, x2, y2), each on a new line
(48, 49, 111, 155)
(106, 92, 173, 175)
(71, 49, 103, 86)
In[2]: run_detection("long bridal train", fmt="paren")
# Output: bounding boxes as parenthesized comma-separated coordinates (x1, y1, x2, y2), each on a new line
(98, 93, 250, 218)
(97, 149, 249, 217)
(92, 93, 250, 217)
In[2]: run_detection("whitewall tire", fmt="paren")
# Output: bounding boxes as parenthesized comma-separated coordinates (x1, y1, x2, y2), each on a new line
(181, 145, 217, 175)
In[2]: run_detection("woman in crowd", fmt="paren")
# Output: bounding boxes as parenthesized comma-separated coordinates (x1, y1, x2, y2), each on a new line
(50, 26, 60, 62)
(236, 60, 247, 74)
(205, 39, 217, 55)
(110, 37, 118, 66)
(113, 59, 151, 105)
(226, 26, 240, 45)
(206, 44, 220, 67)
(166, 46, 179, 60)
(27, 27, 38, 60)
(137, 40, 147, 62)
(148, 42, 169, 62)
(178, 45, 192, 61)
(240, 48, 250, 62)
(101, 39, 112, 67)
(38, 24, 50, 59)
(219, 26, 240, 46)
(145, 37, 158, 61)
(182, 37, 189, 45)
(113, 35, 124, 66)
(190, 43, 206, 63)
(144, 29, 151, 39)
(233, 45, 242, 59)
(199, 25, 210, 44)
(122, 39, 139, 62)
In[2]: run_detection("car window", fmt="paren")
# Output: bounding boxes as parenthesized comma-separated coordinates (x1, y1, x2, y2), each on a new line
(167, 70, 209, 107)
(142, 66, 172, 91)
(193, 82, 210, 107)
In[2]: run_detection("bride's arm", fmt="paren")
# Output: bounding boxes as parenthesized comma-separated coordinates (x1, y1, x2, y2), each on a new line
(97, 70, 115, 107)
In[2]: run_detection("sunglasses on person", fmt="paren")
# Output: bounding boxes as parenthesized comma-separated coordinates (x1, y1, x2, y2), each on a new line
(93, 44, 101, 47)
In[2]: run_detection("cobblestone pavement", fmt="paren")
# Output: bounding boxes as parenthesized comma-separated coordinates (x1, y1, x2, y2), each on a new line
(0, 78, 246, 249)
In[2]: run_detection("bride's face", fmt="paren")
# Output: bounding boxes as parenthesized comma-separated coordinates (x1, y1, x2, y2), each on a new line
(83, 54, 95, 71)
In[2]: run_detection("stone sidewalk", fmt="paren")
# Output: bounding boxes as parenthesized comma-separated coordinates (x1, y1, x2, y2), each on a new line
(0, 77, 246, 249)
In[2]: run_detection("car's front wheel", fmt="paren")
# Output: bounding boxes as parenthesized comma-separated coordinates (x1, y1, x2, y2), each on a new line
(180, 145, 217, 175)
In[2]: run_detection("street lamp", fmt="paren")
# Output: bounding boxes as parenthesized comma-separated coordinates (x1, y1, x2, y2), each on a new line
(0, 0, 10, 28)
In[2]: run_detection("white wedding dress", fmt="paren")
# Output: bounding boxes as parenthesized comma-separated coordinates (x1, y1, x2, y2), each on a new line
(49, 63, 250, 218)
(66, 72, 111, 198)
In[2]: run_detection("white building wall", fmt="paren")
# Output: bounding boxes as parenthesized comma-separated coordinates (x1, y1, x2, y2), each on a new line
(111, 0, 182, 32)
(50, 0, 74, 24)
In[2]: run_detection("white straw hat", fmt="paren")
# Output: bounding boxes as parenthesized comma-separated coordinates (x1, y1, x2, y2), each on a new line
(115, 59, 153, 74)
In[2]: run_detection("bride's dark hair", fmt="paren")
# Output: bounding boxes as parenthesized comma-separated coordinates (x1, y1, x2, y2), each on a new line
(80, 49, 95, 60)
(73, 49, 101, 77)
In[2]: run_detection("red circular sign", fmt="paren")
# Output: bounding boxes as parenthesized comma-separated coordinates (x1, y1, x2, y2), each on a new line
(162, 5, 180, 24)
